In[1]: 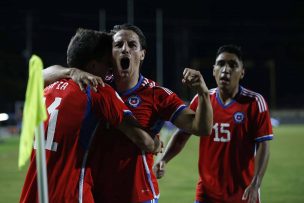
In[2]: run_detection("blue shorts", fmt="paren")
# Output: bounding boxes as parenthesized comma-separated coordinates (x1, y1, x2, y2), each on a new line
(194, 201, 202, 203)
(141, 198, 159, 203)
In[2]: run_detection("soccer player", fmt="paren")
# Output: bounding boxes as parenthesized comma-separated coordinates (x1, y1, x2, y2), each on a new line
(154, 44, 273, 203)
(42, 24, 213, 203)
(90, 24, 213, 203)
(20, 28, 160, 203)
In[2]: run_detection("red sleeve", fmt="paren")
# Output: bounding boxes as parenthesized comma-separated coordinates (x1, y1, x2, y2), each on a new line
(189, 94, 199, 111)
(153, 86, 187, 122)
(90, 85, 131, 126)
(251, 95, 274, 142)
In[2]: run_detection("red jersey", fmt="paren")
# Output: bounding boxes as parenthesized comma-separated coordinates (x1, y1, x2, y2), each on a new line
(189, 87, 273, 203)
(90, 75, 187, 203)
(20, 79, 131, 203)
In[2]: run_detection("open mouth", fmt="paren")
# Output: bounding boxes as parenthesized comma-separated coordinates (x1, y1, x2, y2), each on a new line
(120, 58, 130, 70)
(220, 75, 230, 83)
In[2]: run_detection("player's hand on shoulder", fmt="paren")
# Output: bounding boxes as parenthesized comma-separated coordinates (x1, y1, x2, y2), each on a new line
(182, 68, 209, 95)
(69, 68, 105, 92)
(153, 160, 166, 179)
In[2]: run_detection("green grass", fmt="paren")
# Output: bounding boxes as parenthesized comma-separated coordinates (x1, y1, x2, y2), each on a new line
(158, 124, 304, 203)
(0, 124, 304, 202)
(0, 136, 28, 203)
(260, 125, 304, 203)
(157, 134, 199, 202)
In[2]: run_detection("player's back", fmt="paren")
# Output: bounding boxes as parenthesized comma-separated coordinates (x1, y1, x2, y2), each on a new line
(20, 79, 95, 203)
(21, 78, 131, 203)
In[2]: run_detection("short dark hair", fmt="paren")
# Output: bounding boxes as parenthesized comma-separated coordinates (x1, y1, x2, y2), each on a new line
(216, 44, 243, 61)
(110, 24, 147, 50)
(67, 28, 112, 69)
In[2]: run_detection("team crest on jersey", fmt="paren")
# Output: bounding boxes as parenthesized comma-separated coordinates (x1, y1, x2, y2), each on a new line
(233, 112, 245, 123)
(127, 95, 141, 108)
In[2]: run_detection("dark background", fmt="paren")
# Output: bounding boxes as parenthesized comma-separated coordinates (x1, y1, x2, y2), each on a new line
(1, 1, 304, 114)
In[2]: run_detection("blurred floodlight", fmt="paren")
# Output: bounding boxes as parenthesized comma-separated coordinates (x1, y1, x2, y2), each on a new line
(0, 113, 9, 122)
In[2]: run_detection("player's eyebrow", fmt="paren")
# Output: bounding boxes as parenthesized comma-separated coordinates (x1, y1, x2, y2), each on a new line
(216, 59, 238, 66)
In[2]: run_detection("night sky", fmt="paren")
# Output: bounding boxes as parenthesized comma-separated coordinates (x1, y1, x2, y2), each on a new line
(1, 1, 304, 113)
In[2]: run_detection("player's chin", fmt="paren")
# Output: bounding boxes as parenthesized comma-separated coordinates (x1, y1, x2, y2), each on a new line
(119, 71, 130, 79)
(217, 84, 225, 88)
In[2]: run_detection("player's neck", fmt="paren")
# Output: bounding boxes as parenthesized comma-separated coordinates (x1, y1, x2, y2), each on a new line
(115, 74, 140, 93)
(218, 86, 239, 105)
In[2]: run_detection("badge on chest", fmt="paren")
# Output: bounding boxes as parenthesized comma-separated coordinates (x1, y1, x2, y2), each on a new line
(233, 112, 245, 123)
(127, 95, 142, 108)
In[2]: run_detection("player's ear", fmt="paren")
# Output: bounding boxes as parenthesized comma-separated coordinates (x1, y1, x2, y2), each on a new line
(140, 49, 146, 61)
(241, 68, 245, 79)
(240, 63, 245, 79)
(85, 61, 94, 72)
(88, 60, 96, 69)
(86, 60, 99, 74)
(213, 65, 216, 76)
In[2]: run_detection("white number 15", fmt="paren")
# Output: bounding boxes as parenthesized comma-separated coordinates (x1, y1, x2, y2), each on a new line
(213, 123, 231, 142)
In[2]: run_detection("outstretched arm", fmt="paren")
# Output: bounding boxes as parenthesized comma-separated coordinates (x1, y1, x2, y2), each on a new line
(173, 68, 213, 135)
(242, 141, 270, 203)
(43, 65, 104, 91)
(153, 129, 191, 179)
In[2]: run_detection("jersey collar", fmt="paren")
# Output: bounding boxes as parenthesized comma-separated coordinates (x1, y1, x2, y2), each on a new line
(216, 86, 242, 108)
(119, 74, 144, 96)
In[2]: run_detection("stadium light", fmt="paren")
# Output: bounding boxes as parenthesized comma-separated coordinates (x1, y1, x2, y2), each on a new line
(0, 113, 9, 122)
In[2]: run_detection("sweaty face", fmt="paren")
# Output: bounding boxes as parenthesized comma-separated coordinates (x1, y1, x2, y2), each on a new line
(112, 29, 145, 81)
(213, 52, 244, 93)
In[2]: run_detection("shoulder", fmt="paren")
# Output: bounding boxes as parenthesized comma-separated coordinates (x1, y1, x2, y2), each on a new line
(141, 77, 175, 96)
(93, 84, 122, 101)
(154, 86, 175, 96)
(190, 88, 217, 103)
(97, 83, 115, 92)
(140, 77, 159, 90)
(240, 87, 268, 113)
(44, 79, 77, 92)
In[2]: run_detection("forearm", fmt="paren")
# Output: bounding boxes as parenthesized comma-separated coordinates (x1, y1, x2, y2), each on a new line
(192, 92, 213, 136)
(118, 117, 156, 153)
(161, 130, 191, 163)
(125, 127, 156, 152)
(251, 141, 270, 187)
(43, 65, 71, 86)
(181, 68, 213, 135)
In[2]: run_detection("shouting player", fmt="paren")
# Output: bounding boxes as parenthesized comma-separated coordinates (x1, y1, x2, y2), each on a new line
(89, 24, 212, 203)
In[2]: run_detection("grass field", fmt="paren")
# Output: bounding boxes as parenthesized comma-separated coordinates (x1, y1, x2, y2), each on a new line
(0, 136, 27, 203)
(158, 124, 304, 203)
(0, 124, 303, 202)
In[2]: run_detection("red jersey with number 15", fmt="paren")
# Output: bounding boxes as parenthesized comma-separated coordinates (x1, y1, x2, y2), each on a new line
(20, 79, 131, 203)
(190, 87, 273, 203)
